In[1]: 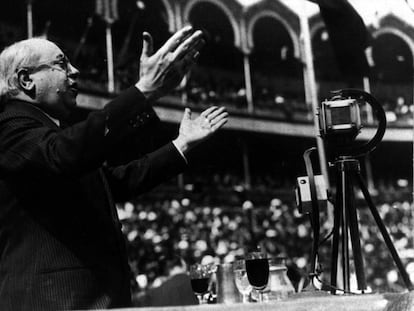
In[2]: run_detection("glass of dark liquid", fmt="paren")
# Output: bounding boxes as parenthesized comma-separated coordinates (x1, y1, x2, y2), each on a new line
(189, 263, 213, 304)
(245, 252, 269, 303)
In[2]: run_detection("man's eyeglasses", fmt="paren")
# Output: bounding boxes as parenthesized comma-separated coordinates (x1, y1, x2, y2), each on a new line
(18, 56, 70, 74)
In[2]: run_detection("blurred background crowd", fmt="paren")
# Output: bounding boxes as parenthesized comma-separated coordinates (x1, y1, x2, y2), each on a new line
(117, 173, 414, 296)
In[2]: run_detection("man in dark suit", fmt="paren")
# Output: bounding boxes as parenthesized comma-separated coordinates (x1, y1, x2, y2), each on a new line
(0, 26, 228, 310)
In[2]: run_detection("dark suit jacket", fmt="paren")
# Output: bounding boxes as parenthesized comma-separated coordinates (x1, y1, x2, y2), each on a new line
(0, 87, 187, 310)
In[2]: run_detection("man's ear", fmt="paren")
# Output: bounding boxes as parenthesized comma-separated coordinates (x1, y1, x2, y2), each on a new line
(16, 68, 35, 92)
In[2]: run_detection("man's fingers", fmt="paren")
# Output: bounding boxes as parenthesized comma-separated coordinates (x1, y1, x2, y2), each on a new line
(210, 111, 228, 127)
(182, 107, 192, 122)
(211, 118, 228, 131)
(172, 30, 205, 60)
(200, 106, 219, 118)
(141, 32, 154, 58)
(159, 25, 194, 55)
(206, 107, 226, 122)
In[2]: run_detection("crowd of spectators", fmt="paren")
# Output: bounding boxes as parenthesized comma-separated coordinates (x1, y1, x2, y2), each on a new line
(182, 66, 414, 125)
(117, 173, 414, 298)
(382, 96, 414, 126)
(182, 66, 310, 121)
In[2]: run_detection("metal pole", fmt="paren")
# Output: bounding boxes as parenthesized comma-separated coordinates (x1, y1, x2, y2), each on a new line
(241, 139, 251, 191)
(363, 77, 374, 123)
(177, 173, 184, 191)
(27, 0, 33, 38)
(299, 11, 330, 187)
(300, 7, 335, 266)
(362, 76, 375, 191)
(117, 13, 138, 66)
(105, 22, 115, 93)
(74, 17, 93, 62)
(243, 54, 254, 113)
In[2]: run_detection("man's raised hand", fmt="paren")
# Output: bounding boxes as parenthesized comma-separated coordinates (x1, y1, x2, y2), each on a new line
(135, 26, 205, 100)
(173, 106, 228, 154)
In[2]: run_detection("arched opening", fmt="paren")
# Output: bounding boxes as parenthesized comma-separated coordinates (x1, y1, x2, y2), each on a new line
(312, 27, 343, 99)
(189, 2, 238, 70)
(186, 1, 245, 110)
(250, 16, 304, 119)
(111, 0, 171, 90)
(371, 33, 414, 125)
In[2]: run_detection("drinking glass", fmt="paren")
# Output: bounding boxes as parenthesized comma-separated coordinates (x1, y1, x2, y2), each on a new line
(267, 257, 295, 301)
(245, 252, 269, 303)
(189, 263, 213, 304)
(233, 259, 252, 303)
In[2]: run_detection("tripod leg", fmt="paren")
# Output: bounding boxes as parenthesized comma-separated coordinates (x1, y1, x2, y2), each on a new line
(346, 173, 367, 291)
(341, 169, 350, 292)
(331, 175, 342, 293)
(355, 172, 414, 290)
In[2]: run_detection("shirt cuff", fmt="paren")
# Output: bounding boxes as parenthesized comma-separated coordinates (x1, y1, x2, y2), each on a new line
(172, 140, 188, 164)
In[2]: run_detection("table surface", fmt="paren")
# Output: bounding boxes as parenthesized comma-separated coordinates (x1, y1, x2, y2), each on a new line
(111, 291, 414, 311)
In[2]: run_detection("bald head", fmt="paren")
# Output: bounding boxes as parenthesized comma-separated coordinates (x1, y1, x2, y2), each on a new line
(0, 38, 79, 120)
(0, 38, 60, 102)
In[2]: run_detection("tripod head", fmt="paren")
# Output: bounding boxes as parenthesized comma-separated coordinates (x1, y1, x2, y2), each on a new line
(318, 89, 387, 159)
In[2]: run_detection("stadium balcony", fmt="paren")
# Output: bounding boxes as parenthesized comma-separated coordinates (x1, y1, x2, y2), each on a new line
(75, 71, 414, 144)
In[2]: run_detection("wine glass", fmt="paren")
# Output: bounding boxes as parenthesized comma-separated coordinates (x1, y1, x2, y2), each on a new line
(189, 263, 213, 304)
(233, 259, 252, 303)
(245, 252, 269, 303)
